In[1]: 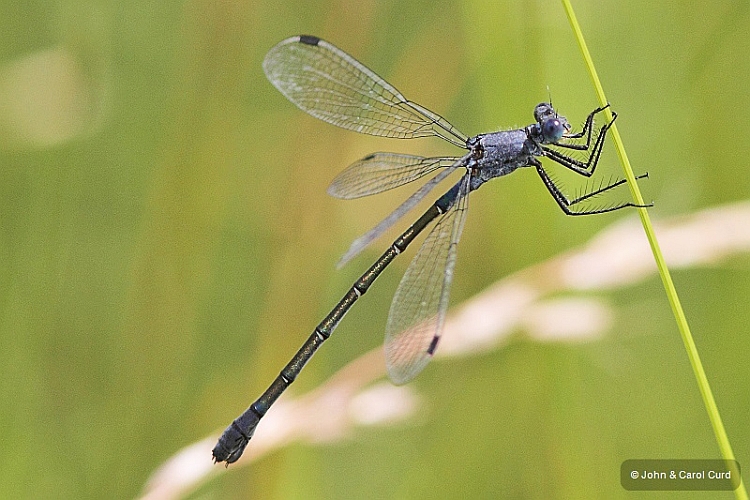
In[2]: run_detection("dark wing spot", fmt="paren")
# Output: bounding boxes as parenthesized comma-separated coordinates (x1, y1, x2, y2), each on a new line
(427, 335, 440, 355)
(298, 35, 321, 46)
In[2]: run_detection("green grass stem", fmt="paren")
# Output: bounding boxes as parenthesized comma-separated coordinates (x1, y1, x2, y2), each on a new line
(561, 1, 746, 498)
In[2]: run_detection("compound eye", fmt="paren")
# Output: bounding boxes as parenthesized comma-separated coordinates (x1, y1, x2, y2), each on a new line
(542, 119, 565, 142)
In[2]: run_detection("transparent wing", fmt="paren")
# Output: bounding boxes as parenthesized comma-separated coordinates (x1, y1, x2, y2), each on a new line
(263, 35, 469, 148)
(328, 153, 460, 200)
(384, 174, 471, 385)
(336, 154, 470, 267)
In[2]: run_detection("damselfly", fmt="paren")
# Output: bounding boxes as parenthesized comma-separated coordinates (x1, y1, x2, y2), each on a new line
(212, 35, 649, 465)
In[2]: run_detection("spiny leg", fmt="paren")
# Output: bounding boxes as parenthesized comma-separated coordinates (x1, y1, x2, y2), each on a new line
(534, 161, 651, 216)
(541, 111, 617, 177)
(557, 104, 611, 145)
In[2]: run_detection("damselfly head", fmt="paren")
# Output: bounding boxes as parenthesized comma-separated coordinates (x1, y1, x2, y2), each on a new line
(535, 103, 569, 143)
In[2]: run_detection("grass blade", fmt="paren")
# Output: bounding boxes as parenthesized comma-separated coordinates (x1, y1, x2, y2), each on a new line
(561, 1, 747, 498)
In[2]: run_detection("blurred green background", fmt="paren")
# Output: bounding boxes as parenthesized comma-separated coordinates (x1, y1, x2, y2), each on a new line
(1, 0, 748, 498)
